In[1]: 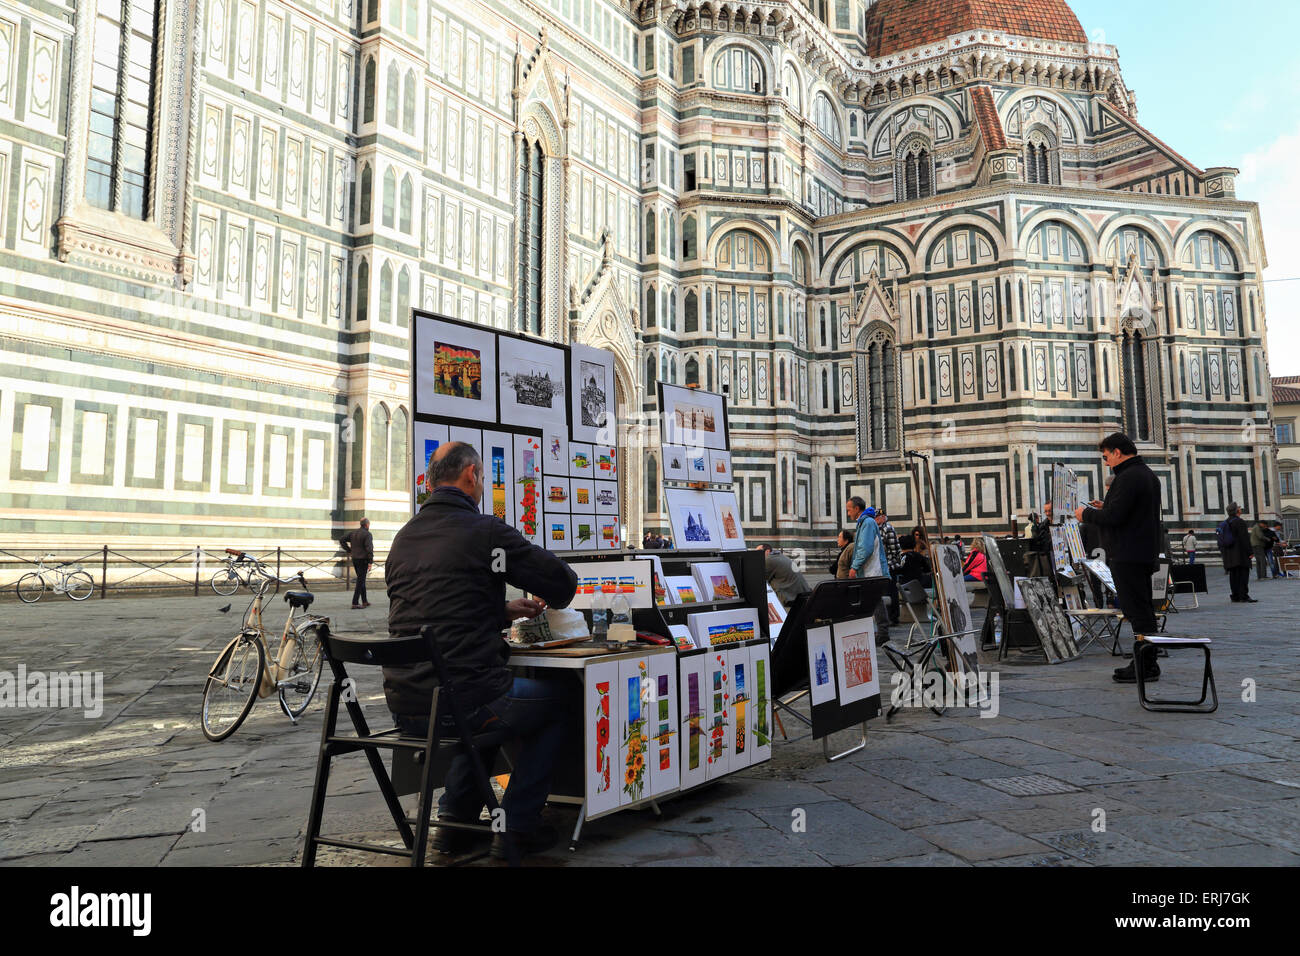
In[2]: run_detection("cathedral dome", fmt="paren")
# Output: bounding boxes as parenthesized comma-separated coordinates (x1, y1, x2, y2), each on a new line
(864, 0, 1088, 58)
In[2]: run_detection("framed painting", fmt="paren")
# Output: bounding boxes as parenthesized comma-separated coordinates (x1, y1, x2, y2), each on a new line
(570, 343, 616, 445)
(664, 487, 719, 551)
(481, 430, 516, 526)
(498, 334, 567, 427)
(542, 426, 569, 477)
(647, 653, 680, 797)
(547, 513, 572, 551)
(687, 607, 757, 648)
(708, 449, 732, 484)
(569, 442, 594, 479)
(571, 476, 595, 514)
(690, 561, 739, 602)
(412, 420, 449, 508)
(544, 477, 571, 513)
(659, 383, 728, 451)
(594, 480, 619, 514)
(678, 652, 709, 789)
(414, 314, 498, 422)
(571, 514, 599, 551)
(584, 660, 620, 817)
(513, 433, 544, 546)
(598, 515, 621, 549)
(832, 619, 878, 707)
(662, 445, 689, 482)
(711, 491, 745, 549)
(806, 625, 836, 706)
(594, 446, 617, 481)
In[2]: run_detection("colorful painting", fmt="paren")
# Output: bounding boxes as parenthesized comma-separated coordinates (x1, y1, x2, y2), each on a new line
(692, 561, 738, 601)
(710, 575, 737, 600)
(706, 621, 754, 646)
(712, 492, 745, 549)
(595, 481, 618, 514)
(433, 342, 481, 399)
(623, 666, 647, 803)
(543, 428, 568, 477)
(647, 655, 679, 795)
(753, 650, 770, 752)
(594, 681, 611, 794)
(490, 444, 506, 520)
(660, 383, 728, 451)
(599, 517, 620, 548)
(515, 435, 540, 541)
(412, 421, 449, 507)
(733, 661, 748, 759)
(807, 626, 836, 706)
(687, 671, 703, 771)
(833, 621, 879, 706)
(1062, 516, 1087, 564)
(676, 405, 716, 435)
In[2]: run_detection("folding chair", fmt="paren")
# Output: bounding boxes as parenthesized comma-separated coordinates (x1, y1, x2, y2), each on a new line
(1150, 560, 1172, 631)
(1136, 637, 1217, 713)
(302, 624, 517, 867)
(882, 581, 951, 718)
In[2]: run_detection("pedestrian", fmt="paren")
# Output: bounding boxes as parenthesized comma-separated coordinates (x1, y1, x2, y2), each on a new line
(1027, 502, 1053, 576)
(755, 544, 810, 605)
(1076, 432, 1164, 683)
(832, 530, 853, 577)
(845, 497, 890, 641)
(875, 509, 903, 625)
(342, 517, 374, 609)
(643, 531, 656, 550)
(897, 533, 932, 589)
(1181, 529, 1197, 564)
(952, 533, 965, 559)
(1273, 522, 1289, 577)
(962, 537, 988, 582)
(1217, 503, 1254, 602)
(1264, 521, 1281, 579)
(1250, 518, 1272, 581)
(910, 525, 930, 558)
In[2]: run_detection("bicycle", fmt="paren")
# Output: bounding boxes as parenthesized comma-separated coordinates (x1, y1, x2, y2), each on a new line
(16, 554, 95, 604)
(210, 549, 279, 596)
(200, 569, 329, 742)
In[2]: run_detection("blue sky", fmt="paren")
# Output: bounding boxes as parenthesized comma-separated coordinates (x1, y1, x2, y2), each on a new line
(1069, 1, 1300, 375)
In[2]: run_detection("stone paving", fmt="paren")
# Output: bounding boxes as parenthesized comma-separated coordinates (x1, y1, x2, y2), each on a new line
(2, 571, 1300, 867)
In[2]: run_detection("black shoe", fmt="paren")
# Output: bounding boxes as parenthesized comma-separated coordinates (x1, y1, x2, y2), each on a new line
(351, 604, 362, 609)
(1113, 661, 1159, 683)
(1243, 597, 1258, 603)
(430, 816, 487, 855)
(491, 825, 559, 861)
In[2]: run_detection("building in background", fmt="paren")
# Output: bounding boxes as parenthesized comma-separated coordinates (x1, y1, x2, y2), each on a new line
(0, 0, 1277, 552)
(1274, 377, 1300, 542)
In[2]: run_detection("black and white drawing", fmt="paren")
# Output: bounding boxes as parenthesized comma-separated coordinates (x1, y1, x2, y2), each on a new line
(498, 334, 567, 426)
(569, 344, 616, 444)
(1018, 577, 1080, 663)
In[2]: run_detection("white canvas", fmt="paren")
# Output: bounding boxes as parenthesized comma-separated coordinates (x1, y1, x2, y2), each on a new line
(666, 575, 701, 604)
(691, 561, 740, 602)
(833, 618, 879, 707)
(664, 487, 720, 550)
(481, 430, 516, 527)
(569, 441, 594, 479)
(598, 516, 622, 550)
(748, 643, 774, 763)
(415, 315, 498, 422)
(512, 432, 544, 546)
(647, 652, 680, 796)
(571, 514, 599, 551)
(594, 480, 619, 515)
(618, 657, 651, 806)
(711, 491, 745, 549)
(708, 449, 733, 483)
(678, 652, 709, 789)
(413, 421, 450, 507)
(585, 659, 620, 817)
(542, 427, 569, 477)
(570, 343, 616, 445)
(806, 626, 836, 705)
(661, 383, 727, 450)
(662, 444, 689, 482)
(705, 649, 732, 779)
(730, 650, 754, 771)
(544, 476, 571, 513)
(546, 513, 572, 551)
(497, 334, 567, 426)
(571, 476, 595, 514)
(686, 606, 758, 649)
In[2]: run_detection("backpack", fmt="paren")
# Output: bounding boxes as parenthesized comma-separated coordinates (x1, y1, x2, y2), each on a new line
(1215, 520, 1235, 551)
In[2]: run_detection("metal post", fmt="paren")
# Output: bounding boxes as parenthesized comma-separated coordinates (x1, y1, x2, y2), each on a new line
(276, 547, 281, 580)
(100, 545, 108, 599)
(194, 546, 201, 596)
(344, 556, 350, 592)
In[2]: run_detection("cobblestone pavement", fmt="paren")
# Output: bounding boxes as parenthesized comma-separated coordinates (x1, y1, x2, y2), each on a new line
(2, 573, 1299, 867)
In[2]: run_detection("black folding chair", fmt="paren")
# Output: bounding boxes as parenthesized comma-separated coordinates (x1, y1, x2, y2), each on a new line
(302, 624, 517, 867)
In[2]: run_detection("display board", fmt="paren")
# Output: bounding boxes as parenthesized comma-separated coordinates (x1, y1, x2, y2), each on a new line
(1051, 462, 1082, 519)
(1017, 577, 1080, 663)
(411, 311, 621, 551)
(659, 383, 730, 450)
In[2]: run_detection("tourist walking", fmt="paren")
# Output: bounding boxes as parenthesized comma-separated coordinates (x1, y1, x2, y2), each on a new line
(1250, 518, 1272, 581)
(833, 530, 854, 578)
(1076, 433, 1163, 683)
(1217, 504, 1254, 602)
(1181, 529, 1197, 564)
(875, 509, 903, 625)
(845, 497, 890, 641)
(342, 517, 374, 609)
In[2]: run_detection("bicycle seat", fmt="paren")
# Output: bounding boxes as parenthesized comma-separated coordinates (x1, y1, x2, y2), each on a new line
(284, 590, 314, 610)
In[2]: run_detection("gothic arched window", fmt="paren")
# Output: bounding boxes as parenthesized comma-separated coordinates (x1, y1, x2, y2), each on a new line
(1024, 127, 1058, 185)
(895, 137, 934, 201)
(856, 331, 900, 454)
(1121, 329, 1152, 443)
(685, 290, 698, 333)
(518, 137, 545, 334)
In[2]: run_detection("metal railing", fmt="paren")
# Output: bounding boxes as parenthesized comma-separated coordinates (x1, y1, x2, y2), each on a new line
(0, 545, 388, 602)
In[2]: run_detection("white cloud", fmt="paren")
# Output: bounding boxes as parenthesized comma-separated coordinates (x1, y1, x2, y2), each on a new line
(1236, 121, 1300, 377)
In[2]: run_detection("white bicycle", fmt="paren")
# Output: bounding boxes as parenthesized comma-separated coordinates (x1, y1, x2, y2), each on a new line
(15, 554, 95, 604)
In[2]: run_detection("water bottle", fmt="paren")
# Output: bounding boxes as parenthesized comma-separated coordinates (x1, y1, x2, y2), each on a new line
(591, 583, 609, 640)
(610, 590, 631, 626)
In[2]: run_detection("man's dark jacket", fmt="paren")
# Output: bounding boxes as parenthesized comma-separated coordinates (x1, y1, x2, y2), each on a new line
(342, 527, 374, 563)
(1080, 455, 1161, 564)
(1220, 514, 1252, 569)
(383, 487, 577, 715)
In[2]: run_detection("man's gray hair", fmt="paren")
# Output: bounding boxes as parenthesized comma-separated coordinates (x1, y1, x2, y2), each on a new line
(1226, 502, 1239, 517)
(427, 441, 481, 490)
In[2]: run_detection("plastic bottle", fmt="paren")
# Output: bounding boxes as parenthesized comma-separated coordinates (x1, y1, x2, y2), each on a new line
(591, 583, 609, 640)
(610, 590, 631, 626)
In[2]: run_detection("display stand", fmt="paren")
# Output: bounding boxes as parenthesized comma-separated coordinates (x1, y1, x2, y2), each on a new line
(770, 578, 889, 761)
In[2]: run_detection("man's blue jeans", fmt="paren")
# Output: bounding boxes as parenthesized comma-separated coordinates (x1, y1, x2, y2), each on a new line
(394, 676, 579, 834)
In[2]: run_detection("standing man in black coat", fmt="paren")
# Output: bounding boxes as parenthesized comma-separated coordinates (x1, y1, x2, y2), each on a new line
(341, 517, 374, 609)
(1076, 433, 1163, 683)
(1218, 503, 1254, 602)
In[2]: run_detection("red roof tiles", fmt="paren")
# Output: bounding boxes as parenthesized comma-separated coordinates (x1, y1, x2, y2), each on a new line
(864, 0, 1088, 58)
(969, 85, 1007, 150)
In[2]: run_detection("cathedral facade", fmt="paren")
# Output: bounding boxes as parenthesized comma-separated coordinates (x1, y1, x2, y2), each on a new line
(0, 0, 1278, 552)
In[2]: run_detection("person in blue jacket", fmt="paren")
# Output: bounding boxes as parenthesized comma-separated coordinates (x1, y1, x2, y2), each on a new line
(845, 496, 890, 641)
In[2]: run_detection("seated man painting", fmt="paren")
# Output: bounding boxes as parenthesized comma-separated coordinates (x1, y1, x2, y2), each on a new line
(383, 441, 579, 859)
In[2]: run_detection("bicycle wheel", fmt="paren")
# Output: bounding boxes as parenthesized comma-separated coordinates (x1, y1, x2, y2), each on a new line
(66, 571, 95, 601)
(211, 568, 241, 596)
(201, 635, 265, 742)
(16, 573, 45, 604)
(278, 623, 326, 719)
